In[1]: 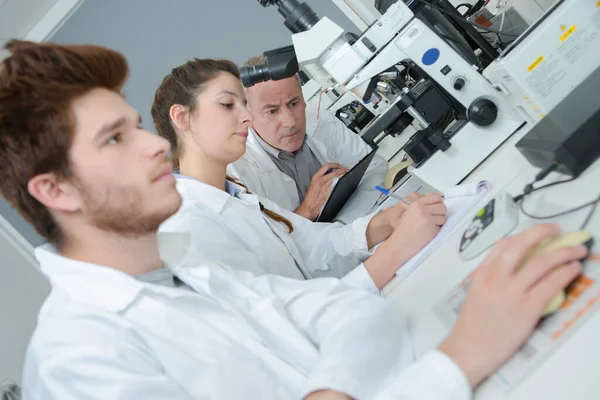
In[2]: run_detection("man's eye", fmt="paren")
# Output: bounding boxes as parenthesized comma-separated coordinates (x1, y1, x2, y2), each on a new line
(107, 133, 121, 145)
(267, 109, 278, 115)
(221, 103, 234, 109)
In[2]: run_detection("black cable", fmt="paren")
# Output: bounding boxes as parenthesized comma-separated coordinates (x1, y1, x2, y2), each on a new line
(579, 199, 600, 229)
(494, 33, 505, 48)
(523, 162, 559, 196)
(413, 0, 521, 36)
(519, 197, 598, 223)
(464, 0, 486, 18)
(455, 3, 472, 12)
(513, 163, 600, 229)
(512, 162, 561, 202)
(512, 177, 576, 203)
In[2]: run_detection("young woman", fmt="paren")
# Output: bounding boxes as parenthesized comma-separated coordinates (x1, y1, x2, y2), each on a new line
(151, 58, 446, 291)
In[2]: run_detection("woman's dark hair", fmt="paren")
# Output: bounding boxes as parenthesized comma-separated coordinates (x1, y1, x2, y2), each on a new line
(151, 58, 240, 170)
(151, 59, 293, 233)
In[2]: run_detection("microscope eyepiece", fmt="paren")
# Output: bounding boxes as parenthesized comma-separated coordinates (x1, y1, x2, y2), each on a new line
(240, 45, 299, 88)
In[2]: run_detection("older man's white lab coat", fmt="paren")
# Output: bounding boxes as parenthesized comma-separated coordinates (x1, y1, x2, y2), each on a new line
(227, 102, 388, 217)
(22, 243, 471, 400)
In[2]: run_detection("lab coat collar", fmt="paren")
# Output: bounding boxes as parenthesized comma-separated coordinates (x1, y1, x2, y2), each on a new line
(175, 174, 247, 214)
(251, 127, 282, 158)
(246, 128, 279, 173)
(35, 244, 147, 313)
(304, 100, 320, 138)
(34, 232, 197, 313)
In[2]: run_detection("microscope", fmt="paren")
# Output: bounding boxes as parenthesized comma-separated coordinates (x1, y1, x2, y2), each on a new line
(241, 0, 525, 191)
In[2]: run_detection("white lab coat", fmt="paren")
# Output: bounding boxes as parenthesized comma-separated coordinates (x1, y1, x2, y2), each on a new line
(159, 176, 378, 293)
(227, 101, 389, 215)
(22, 242, 472, 400)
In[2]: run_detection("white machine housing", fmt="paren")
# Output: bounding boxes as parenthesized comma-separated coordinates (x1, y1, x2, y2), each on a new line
(331, 0, 381, 31)
(291, 0, 525, 190)
(291, 3, 414, 90)
(483, 0, 600, 124)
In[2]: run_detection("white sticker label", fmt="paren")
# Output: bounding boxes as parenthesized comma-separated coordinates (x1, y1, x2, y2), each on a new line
(398, 26, 421, 48)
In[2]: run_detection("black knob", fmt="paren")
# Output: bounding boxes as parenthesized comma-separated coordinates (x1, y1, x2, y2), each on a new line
(424, 125, 451, 152)
(467, 98, 498, 127)
(453, 77, 466, 91)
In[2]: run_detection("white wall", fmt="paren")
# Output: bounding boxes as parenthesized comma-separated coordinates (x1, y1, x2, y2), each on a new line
(0, 0, 57, 59)
(0, 217, 50, 385)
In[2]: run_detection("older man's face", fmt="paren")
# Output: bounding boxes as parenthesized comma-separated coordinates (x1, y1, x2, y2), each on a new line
(246, 76, 307, 152)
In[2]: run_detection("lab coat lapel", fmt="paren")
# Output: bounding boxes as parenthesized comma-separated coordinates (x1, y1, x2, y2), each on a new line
(247, 128, 300, 206)
(305, 135, 329, 166)
(304, 106, 329, 165)
(246, 131, 279, 173)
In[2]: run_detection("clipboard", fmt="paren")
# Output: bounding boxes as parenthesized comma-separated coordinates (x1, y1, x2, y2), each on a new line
(316, 149, 378, 223)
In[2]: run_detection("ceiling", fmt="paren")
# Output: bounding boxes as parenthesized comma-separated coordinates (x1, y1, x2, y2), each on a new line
(0, 0, 58, 58)
(0, 0, 58, 40)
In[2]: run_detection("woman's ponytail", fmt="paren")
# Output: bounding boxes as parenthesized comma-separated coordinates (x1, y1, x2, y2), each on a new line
(226, 176, 294, 233)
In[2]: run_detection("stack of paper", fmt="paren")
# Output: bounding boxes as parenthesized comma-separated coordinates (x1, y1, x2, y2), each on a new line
(395, 181, 491, 279)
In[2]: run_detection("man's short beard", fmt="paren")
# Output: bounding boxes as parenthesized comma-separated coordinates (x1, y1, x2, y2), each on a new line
(74, 175, 176, 237)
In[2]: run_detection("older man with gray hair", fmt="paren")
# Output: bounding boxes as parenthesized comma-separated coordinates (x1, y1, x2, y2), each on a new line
(227, 54, 389, 222)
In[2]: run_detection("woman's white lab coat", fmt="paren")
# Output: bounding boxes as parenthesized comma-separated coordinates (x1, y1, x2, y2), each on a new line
(227, 101, 389, 214)
(159, 176, 379, 292)
(22, 243, 472, 399)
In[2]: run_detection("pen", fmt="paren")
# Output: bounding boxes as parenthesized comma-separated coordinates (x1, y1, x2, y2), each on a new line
(375, 185, 412, 205)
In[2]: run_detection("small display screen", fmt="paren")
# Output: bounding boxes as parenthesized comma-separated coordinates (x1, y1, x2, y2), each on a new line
(459, 199, 496, 252)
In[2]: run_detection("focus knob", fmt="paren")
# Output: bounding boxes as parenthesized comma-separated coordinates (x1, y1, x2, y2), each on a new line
(467, 98, 498, 127)
(453, 77, 466, 91)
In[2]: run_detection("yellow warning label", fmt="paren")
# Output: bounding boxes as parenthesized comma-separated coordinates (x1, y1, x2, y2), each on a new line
(597, 1, 600, 6)
(528, 56, 544, 72)
(560, 25, 577, 41)
(560, 25, 567, 31)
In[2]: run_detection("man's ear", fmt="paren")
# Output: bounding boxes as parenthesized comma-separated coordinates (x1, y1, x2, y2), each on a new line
(169, 104, 190, 133)
(27, 173, 82, 213)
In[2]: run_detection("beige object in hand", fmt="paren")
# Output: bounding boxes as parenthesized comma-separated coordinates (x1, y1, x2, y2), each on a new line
(524, 230, 593, 316)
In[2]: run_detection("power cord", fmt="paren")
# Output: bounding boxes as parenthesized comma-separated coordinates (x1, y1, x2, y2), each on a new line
(579, 198, 600, 229)
(520, 196, 600, 229)
(413, 0, 520, 36)
(513, 161, 560, 202)
(455, 3, 473, 13)
(493, 0, 509, 46)
(513, 161, 600, 229)
(512, 176, 576, 203)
